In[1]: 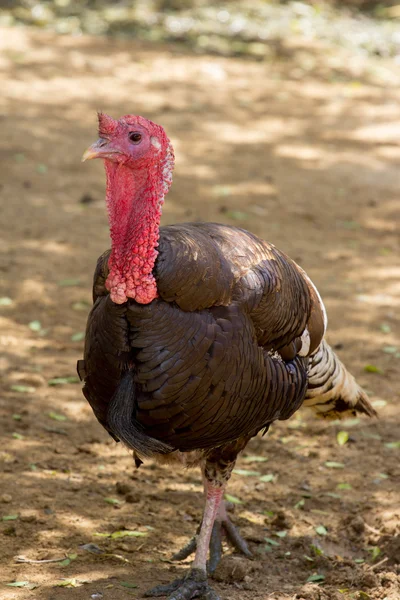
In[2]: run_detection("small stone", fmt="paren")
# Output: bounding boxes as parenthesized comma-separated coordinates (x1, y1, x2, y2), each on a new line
(359, 571, 379, 589)
(80, 543, 103, 554)
(350, 515, 365, 534)
(213, 556, 249, 583)
(80, 193, 95, 204)
(296, 583, 331, 599)
(343, 515, 365, 541)
(300, 480, 312, 492)
(116, 543, 134, 552)
(20, 511, 37, 523)
(272, 510, 292, 530)
(116, 481, 132, 495)
(125, 492, 140, 503)
(1, 493, 12, 503)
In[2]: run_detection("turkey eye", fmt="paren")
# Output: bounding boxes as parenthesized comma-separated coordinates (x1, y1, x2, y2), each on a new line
(129, 132, 142, 144)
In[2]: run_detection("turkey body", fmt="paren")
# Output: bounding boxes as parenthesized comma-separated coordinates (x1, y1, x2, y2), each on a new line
(79, 220, 375, 599)
(80, 221, 327, 456)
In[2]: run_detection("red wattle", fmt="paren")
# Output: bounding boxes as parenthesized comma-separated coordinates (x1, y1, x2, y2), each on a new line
(103, 155, 167, 304)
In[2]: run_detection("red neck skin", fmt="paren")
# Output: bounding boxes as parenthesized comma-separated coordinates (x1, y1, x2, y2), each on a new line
(104, 160, 163, 304)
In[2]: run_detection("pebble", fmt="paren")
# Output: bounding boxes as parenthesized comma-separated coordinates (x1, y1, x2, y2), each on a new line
(116, 481, 132, 495)
(295, 583, 333, 599)
(1, 493, 12, 503)
(350, 515, 365, 534)
(213, 556, 249, 583)
(272, 510, 292, 530)
(80, 543, 103, 554)
(20, 511, 37, 523)
(125, 492, 140, 503)
(359, 571, 379, 589)
(116, 543, 134, 553)
(80, 193, 95, 205)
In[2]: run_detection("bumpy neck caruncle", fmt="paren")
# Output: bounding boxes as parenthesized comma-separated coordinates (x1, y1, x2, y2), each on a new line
(104, 137, 174, 305)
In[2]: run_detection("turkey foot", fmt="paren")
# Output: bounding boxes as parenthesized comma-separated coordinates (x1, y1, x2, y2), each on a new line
(144, 568, 219, 600)
(147, 478, 226, 599)
(172, 502, 252, 574)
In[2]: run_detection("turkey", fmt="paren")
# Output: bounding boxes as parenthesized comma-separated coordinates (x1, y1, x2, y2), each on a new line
(78, 112, 376, 600)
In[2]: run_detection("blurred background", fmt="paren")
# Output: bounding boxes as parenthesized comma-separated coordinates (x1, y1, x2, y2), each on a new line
(0, 2, 399, 600)
(1, 0, 400, 59)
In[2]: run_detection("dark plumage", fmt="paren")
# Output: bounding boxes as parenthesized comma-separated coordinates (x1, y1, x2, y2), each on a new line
(81, 223, 319, 452)
(78, 114, 376, 600)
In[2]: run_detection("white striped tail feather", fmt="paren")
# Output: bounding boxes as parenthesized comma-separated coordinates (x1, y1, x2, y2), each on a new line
(303, 340, 377, 419)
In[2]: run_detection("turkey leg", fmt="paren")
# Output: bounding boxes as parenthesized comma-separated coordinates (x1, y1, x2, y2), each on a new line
(208, 498, 252, 574)
(145, 479, 225, 599)
(172, 487, 252, 574)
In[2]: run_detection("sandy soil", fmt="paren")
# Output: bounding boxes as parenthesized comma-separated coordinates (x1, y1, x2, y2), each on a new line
(0, 27, 399, 600)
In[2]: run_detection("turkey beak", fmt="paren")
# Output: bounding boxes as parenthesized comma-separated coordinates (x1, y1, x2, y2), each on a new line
(82, 138, 118, 162)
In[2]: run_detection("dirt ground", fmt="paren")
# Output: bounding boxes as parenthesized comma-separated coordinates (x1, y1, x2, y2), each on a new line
(0, 26, 399, 600)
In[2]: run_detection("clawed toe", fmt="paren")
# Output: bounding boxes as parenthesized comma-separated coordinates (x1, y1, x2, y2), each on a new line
(144, 577, 184, 597)
(171, 523, 222, 576)
(207, 521, 222, 575)
(171, 536, 198, 561)
(222, 518, 252, 558)
(168, 578, 219, 600)
(171, 515, 251, 575)
(144, 569, 220, 600)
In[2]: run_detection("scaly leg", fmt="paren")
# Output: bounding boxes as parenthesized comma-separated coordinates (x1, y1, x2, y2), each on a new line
(172, 482, 252, 574)
(145, 441, 252, 600)
(145, 480, 224, 599)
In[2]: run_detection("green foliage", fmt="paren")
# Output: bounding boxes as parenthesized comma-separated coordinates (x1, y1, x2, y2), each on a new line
(48, 377, 80, 385)
(306, 573, 325, 583)
(337, 431, 349, 445)
(224, 494, 243, 505)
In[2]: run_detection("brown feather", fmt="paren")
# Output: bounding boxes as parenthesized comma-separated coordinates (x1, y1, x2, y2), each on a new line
(80, 222, 373, 459)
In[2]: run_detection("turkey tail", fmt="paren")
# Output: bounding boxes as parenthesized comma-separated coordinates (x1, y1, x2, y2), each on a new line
(107, 372, 173, 457)
(303, 340, 377, 419)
